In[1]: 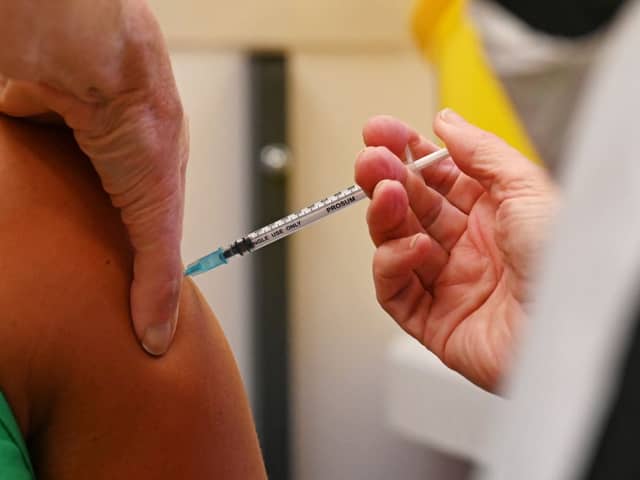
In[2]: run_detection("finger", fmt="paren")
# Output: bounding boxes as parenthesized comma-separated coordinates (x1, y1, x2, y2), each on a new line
(122, 194, 184, 356)
(366, 178, 421, 246)
(408, 179, 468, 251)
(373, 233, 446, 341)
(129, 230, 183, 356)
(356, 145, 405, 197)
(363, 114, 485, 214)
(0, 79, 51, 117)
(0, 80, 96, 129)
(406, 133, 485, 216)
(358, 146, 467, 251)
(434, 108, 545, 201)
(362, 115, 413, 158)
(368, 182, 449, 286)
(95, 103, 188, 357)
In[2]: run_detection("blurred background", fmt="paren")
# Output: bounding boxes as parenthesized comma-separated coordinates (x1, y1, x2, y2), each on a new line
(147, 0, 622, 478)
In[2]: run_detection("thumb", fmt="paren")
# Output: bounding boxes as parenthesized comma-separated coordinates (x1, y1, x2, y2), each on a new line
(122, 194, 185, 356)
(130, 236, 183, 357)
(433, 108, 540, 196)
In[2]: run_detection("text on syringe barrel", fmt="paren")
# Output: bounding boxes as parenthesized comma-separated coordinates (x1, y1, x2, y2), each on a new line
(240, 184, 368, 252)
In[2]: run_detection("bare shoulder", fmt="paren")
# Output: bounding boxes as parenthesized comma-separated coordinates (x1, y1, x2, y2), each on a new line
(0, 116, 265, 479)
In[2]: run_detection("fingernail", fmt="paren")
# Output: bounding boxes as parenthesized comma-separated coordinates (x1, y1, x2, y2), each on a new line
(439, 108, 466, 126)
(142, 321, 174, 356)
(410, 233, 423, 249)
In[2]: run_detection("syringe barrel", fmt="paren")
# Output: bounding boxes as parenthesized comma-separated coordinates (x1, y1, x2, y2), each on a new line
(238, 185, 368, 253)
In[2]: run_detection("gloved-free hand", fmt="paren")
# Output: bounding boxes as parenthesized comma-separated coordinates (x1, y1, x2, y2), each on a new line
(355, 110, 558, 391)
(0, 0, 188, 356)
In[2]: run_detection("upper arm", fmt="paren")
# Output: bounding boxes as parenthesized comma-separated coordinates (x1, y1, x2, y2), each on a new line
(0, 117, 265, 479)
(31, 279, 265, 480)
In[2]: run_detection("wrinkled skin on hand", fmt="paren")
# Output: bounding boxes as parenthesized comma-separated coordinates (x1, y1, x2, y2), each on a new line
(355, 110, 558, 391)
(0, 0, 188, 355)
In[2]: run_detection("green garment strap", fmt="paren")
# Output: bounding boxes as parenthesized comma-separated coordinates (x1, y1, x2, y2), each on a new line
(0, 393, 34, 479)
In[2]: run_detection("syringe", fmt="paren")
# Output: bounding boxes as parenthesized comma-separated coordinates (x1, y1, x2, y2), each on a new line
(184, 148, 450, 276)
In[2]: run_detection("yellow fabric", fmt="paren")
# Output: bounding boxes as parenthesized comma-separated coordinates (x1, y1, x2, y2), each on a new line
(412, 0, 542, 164)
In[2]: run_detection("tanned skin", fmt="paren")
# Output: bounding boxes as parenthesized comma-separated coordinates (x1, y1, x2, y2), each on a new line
(0, 116, 267, 479)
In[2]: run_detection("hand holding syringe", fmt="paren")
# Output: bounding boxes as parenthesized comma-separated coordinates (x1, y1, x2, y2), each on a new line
(184, 148, 450, 277)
